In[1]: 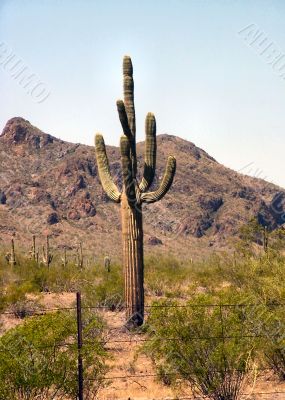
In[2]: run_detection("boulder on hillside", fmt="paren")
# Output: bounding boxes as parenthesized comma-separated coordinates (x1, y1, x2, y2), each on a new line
(47, 212, 59, 225)
(148, 236, 162, 246)
(0, 191, 6, 204)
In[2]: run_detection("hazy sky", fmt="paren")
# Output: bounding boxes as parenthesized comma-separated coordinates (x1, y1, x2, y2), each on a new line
(0, 0, 284, 188)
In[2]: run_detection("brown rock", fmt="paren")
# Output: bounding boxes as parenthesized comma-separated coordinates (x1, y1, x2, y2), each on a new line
(47, 212, 59, 225)
(148, 236, 162, 245)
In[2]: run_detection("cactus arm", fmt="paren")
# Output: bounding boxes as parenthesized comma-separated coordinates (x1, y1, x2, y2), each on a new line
(141, 156, 176, 204)
(139, 113, 157, 193)
(116, 100, 132, 140)
(95, 134, 121, 203)
(117, 99, 137, 178)
(120, 135, 136, 202)
(123, 56, 136, 136)
(117, 57, 138, 176)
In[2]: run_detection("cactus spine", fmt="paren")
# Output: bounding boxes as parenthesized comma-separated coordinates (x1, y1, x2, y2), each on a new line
(95, 56, 176, 326)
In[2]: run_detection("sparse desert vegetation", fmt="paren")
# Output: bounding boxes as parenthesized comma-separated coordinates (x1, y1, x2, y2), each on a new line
(0, 220, 284, 399)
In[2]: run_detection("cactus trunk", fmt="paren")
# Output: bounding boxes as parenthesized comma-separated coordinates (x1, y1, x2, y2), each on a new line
(121, 192, 144, 326)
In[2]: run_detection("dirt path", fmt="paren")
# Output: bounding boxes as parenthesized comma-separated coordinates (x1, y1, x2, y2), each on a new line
(97, 310, 184, 400)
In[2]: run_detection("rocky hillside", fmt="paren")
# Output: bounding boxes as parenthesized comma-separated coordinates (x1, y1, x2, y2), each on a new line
(0, 117, 284, 260)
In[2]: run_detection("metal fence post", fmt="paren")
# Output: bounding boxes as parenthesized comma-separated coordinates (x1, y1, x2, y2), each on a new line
(77, 291, 84, 400)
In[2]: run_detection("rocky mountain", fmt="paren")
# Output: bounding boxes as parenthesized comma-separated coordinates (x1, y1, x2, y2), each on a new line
(0, 117, 284, 260)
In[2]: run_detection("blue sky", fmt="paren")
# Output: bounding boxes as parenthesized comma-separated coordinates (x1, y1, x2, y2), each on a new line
(0, 0, 284, 187)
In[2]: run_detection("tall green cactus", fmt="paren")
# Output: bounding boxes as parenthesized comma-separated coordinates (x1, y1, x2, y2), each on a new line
(10, 238, 16, 266)
(31, 235, 36, 261)
(42, 235, 53, 268)
(95, 56, 176, 326)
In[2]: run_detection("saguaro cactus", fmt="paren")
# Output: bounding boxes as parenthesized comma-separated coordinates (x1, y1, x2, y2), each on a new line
(104, 255, 111, 272)
(263, 226, 269, 253)
(10, 238, 16, 266)
(76, 242, 84, 269)
(42, 235, 53, 268)
(62, 247, 68, 268)
(95, 56, 176, 326)
(31, 235, 36, 261)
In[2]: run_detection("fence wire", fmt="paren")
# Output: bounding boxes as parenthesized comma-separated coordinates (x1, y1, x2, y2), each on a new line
(0, 300, 285, 399)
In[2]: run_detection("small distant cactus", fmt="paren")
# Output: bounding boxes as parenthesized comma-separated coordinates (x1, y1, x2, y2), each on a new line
(32, 235, 36, 261)
(76, 242, 83, 269)
(263, 226, 269, 253)
(5, 238, 16, 266)
(29, 235, 37, 262)
(61, 247, 68, 268)
(104, 256, 111, 272)
(42, 235, 53, 268)
(95, 56, 176, 326)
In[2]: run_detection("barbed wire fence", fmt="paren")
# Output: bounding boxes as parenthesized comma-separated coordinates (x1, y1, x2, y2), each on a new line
(0, 294, 285, 399)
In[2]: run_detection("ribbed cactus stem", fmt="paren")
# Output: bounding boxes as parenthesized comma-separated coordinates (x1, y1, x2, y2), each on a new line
(141, 156, 176, 204)
(120, 136, 136, 202)
(117, 100, 132, 140)
(139, 113, 157, 192)
(121, 192, 144, 325)
(95, 134, 121, 203)
(123, 56, 136, 137)
(94, 56, 176, 327)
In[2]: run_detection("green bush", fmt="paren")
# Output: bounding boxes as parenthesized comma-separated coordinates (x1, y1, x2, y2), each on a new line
(143, 292, 257, 400)
(82, 263, 124, 310)
(145, 255, 190, 298)
(247, 301, 285, 380)
(0, 311, 107, 399)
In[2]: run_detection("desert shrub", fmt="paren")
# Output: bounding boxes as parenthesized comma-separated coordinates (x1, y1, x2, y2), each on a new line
(145, 255, 190, 297)
(3, 254, 95, 293)
(186, 254, 227, 291)
(8, 298, 43, 319)
(0, 311, 107, 400)
(188, 249, 285, 301)
(143, 291, 257, 400)
(4, 281, 38, 303)
(226, 252, 285, 302)
(0, 251, 124, 311)
(246, 301, 285, 380)
(82, 263, 124, 310)
(1, 281, 42, 317)
(29, 262, 88, 293)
